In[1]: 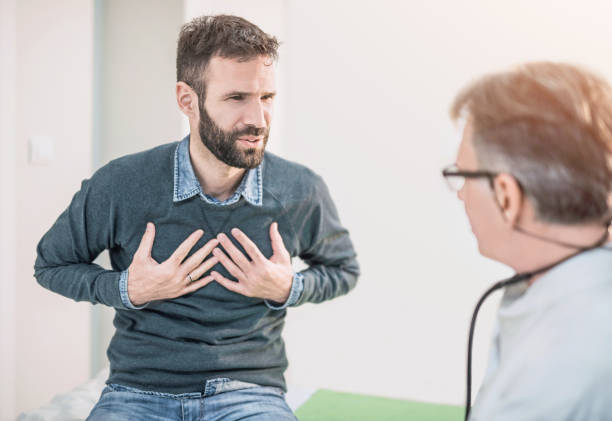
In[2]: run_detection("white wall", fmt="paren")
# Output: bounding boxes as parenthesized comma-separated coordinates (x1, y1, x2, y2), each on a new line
(97, 0, 185, 163)
(0, 1, 18, 419)
(279, 0, 612, 405)
(7, 0, 95, 416)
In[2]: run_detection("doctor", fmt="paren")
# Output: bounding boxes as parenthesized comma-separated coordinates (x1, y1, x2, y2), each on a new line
(443, 62, 612, 420)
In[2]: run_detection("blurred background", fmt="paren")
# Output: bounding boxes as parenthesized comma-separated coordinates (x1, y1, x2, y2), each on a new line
(3, 0, 612, 418)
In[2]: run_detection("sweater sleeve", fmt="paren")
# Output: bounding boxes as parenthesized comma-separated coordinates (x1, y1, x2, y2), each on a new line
(33, 168, 128, 309)
(294, 175, 360, 305)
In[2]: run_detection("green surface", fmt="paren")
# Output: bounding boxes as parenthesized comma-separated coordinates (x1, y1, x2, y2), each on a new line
(295, 389, 464, 421)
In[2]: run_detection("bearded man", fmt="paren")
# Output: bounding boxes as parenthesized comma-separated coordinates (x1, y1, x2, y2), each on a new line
(34, 15, 359, 421)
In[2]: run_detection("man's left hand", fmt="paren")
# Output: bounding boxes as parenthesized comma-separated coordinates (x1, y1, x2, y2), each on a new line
(211, 222, 293, 303)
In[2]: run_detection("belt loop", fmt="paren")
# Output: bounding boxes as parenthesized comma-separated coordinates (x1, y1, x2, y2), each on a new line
(203, 379, 215, 397)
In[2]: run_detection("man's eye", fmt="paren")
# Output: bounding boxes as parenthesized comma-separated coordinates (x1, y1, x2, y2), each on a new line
(262, 95, 274, 101)
(228, 96, 243, 101)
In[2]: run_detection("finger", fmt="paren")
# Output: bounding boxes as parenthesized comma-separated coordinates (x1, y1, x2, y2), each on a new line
(189, 255, 219, 280)
(217, 233, 251, 269)
(212, 248, 246, 281)
(166, 229, 204, 266)
(269, 222, 288, 257)
(181, 238, 219, 274)
(182, 275, 215, 295)
(211, 271, 246, 295)
(135, 222, 156, 259)
(230, 228, 265, 262)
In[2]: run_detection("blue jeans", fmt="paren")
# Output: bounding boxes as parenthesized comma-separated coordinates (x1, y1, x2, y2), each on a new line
(86, 378, 297, 421)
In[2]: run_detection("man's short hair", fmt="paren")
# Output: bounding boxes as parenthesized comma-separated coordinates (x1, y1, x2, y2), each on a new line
(451, 62, 612, 224)
(176, 15, 279, 98)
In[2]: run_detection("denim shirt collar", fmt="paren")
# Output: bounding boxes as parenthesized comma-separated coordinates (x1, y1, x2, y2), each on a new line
(173, 135, 263, 206)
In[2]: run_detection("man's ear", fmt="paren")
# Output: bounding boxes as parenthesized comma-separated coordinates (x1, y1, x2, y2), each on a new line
(176, 82, 199, 119)
(492, 173, 523, 225)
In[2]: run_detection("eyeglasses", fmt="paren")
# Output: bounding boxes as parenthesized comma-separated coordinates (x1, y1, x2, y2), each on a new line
(441, 164, 497, 192)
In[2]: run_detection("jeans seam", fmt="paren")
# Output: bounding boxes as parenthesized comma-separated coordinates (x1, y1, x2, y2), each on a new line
(200, 394, 204, 421)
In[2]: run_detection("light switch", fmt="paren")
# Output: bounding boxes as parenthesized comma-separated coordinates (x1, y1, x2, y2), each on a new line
(29, 136, 55, 165)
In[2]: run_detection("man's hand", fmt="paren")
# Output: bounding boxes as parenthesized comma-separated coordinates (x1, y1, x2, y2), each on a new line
(211, 222, 293, 303)
(127, 223, 219, 306)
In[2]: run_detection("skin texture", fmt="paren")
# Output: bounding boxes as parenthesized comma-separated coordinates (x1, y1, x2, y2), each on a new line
(128, 55, 292, 306)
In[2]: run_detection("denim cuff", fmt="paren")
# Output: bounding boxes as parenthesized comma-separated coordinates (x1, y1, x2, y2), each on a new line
(119, 269, 148, 310)
(265, 272, 304, 310)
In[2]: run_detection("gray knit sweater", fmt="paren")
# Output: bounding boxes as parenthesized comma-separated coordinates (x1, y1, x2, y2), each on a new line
(34, 138, 359, 394)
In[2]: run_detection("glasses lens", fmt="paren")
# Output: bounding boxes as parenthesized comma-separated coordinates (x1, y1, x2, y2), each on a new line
(445, 175, 465, 191)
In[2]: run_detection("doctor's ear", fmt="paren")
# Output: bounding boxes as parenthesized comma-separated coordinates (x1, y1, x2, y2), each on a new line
(492, 173, 523, 224)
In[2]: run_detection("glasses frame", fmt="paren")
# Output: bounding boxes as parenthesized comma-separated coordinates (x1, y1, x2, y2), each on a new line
(441, 164, 498, 191)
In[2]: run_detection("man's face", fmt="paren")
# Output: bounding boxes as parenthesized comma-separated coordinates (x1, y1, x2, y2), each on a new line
(197, 55, 276, 169)
(456, 122, 508, 260)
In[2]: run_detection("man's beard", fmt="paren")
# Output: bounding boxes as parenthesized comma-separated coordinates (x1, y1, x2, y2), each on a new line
(198, 105, 269, 169)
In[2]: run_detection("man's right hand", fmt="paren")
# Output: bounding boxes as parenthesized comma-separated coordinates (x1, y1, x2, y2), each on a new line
(127, 222, 219, 306)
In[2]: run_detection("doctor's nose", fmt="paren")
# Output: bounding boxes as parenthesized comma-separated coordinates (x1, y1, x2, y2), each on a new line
(457, 185, 466, 202)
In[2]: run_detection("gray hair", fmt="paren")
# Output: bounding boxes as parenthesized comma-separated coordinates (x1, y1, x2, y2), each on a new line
(452, 62, 612, 224)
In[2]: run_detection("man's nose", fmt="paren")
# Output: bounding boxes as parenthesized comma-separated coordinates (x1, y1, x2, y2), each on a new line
(243, 100, 267, 128)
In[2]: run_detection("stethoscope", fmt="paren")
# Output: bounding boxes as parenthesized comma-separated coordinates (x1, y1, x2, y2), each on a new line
(464, 219, 612, 421)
